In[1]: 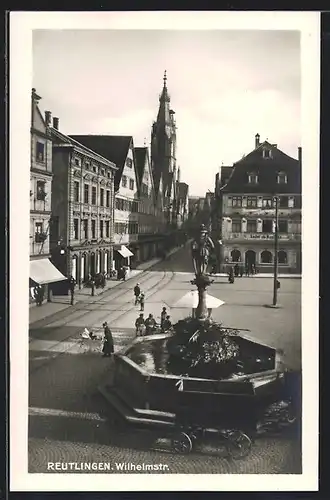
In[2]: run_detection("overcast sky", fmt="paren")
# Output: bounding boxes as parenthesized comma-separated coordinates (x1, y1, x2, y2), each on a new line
(33, 29, 301, 197)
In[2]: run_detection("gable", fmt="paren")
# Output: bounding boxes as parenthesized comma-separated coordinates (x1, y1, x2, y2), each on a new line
(33, 104, 46, 133)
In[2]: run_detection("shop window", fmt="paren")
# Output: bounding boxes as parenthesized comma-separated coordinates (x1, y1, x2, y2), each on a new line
(261, 250, 272, 263)
(36, 141, 45, 162)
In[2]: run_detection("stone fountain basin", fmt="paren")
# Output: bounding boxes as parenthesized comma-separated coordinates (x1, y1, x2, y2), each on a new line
(100, 332, 287, 430)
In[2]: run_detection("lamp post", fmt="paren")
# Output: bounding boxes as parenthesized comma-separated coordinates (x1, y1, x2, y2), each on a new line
(272, 195, 279, 306)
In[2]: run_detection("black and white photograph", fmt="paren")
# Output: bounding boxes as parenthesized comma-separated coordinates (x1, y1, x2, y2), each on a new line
(10, 11, 319, 492)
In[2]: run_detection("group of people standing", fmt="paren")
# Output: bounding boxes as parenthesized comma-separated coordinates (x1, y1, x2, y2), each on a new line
(227, 263, 258, 283)
(135, 307, 172, 337)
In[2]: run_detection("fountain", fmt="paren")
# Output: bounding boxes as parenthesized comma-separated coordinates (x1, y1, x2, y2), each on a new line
(99, 225, 288, 431)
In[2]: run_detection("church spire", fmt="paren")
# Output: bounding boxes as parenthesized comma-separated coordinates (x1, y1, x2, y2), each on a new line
(159, 69, 170, 103)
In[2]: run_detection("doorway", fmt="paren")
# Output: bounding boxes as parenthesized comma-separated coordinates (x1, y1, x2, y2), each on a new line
(245, 250, 256, 267)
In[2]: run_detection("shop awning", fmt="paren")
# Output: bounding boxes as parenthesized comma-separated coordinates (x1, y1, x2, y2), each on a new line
(30, 258, 67, 285)
(117, 245, 134, 258)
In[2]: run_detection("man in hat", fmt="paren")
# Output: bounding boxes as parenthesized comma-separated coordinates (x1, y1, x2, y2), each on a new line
(134, 283, 141, 305)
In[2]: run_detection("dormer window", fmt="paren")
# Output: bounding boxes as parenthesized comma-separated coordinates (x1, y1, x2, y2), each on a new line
(126, 158, 133, 168)
(277, 171, 288, 184)
(263, 148, 272, 159)
(248, 173, 259, 184)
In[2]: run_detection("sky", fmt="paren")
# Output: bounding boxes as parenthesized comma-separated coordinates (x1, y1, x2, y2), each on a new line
(33, 29, 301, 197)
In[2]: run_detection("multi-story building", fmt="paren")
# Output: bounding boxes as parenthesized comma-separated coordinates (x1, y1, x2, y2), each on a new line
(215, 134, 302, 273)
(70, 135, 140, 270)
(151, 71, 178, 228)
(29, 89, 66, 303)
(134, 146, 166, 262)
(50, 123, 117, 287)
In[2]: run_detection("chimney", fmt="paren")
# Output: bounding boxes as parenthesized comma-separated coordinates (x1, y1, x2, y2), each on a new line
(298, 147, 302, 164)
(53, 117, 59, 130)
(45, 111, 52, 126)
(255, 133, 260, 149)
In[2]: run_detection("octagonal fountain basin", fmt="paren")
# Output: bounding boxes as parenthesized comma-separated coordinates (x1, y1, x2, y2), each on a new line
(102, 332, 286, 430)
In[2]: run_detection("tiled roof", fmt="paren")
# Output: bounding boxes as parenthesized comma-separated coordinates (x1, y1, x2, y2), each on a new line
(223, 142, 301, 194)
(69, 135, 133, 191)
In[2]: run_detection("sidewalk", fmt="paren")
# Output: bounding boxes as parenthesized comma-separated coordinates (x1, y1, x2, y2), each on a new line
(29, 245, 182, 325)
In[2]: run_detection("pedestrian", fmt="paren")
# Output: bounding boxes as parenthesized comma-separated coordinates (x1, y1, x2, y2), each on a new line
(134, 283, 141, 305)
(245, 263, 250, 277)
(91, 278, 95, 296)
(69, 276, 76, 305)
(160, 306, 167, 329)
(234, 263, 239, 277)
(145, 313, 157, 335)
(135, 313, 145, 337)
(239, 265, 244, 278)
(35, 285, 44, 306)
(102, 322, 114, 357)
(162, 315, 172, 332)
(228, 267, 235, 284)
(139, 292, 145, 312)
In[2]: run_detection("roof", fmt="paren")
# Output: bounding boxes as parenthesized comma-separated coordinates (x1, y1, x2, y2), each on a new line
(51, 129, 117, 169)
(69, 135, 133, 191)
(177, 182, 188, 200)
(223, 142, 301, 194)
(134, 147, 147, 186)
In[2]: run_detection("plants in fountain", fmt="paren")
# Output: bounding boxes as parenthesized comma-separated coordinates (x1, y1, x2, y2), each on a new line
(166, 224, 242, 380)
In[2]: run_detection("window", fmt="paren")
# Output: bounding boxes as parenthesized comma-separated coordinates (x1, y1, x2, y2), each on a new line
(85, 162, 90, 170)
(73, 219, 79, 239)
(36, 180, 46, 200)
(91, 186, 96, 205)
(36, 142, 45, 162)
(232, 196, 242, 208)
(100, 188, 104, 207)
(278, 250, 287, 264)
(262, 220, 273, 233)
(132, 200, 138, 212)
(263, 149, 271, 159)
(248, 173, 258, 184)
(291, 221, 302, 233)
(261, 250, 272, 263)
(74, 181, 80, 202)
(288, 197, 295, 208)
(92, 166, 97, 173)
(277, 172, 287, 184)
(106, 190, 110, 208)
(129, 179, 134, 190)
(294, 196, 302, 208)
(91, 219, 96, 239)
(247, 196, 257, 208)
(83, 219, 88, 239)
(232, 220, 241, 233)
(122, 175, 127, 187)
(126, 158, 133, 168)
(105, 220, 110, 238)
(84, 184, 89, 204)
(101, 169, 105, 176)
(262, 197, 273, 209)
(74, 158, 80, 167)
(278, 220, 288, 233)
(279, 196, 288, 208)
(231, 249, 241, 262)
(35, 222, 43, 234)
(247, 220, 257, 232)
(35, 222, 44, 242)
(107, 171, 111, 178)
(100, 220, 104, 238)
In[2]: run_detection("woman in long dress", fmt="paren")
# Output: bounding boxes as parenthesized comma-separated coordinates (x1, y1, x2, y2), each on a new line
(102, 322, 114, 357)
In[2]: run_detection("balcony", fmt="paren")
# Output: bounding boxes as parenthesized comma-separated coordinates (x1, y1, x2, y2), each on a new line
(225, 232, 301, 242)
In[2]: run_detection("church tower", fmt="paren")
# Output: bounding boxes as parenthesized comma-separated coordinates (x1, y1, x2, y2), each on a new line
(151, 71, 177, 201)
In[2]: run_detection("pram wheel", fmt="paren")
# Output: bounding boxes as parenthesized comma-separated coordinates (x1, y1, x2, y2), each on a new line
(226, 430, 252, 459)
(172, 431, 193, 454)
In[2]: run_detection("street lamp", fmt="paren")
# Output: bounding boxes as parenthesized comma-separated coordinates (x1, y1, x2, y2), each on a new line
(272, 195, 279, 306)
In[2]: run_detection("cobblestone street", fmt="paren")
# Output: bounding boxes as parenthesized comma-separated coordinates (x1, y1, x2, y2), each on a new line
(29, 245, 302, 474)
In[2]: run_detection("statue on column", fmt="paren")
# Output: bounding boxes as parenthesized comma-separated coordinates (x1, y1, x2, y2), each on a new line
(191, 224, 215, 276)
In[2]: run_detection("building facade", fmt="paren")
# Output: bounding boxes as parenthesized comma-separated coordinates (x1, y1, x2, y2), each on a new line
(134, 146, 166, 262)
(151, 71, 178, 228)
(50, 124, 117, 287)
(29, 89, 67, 302)
(216, 135, 302, 273)
(70, 135, 140, 270)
